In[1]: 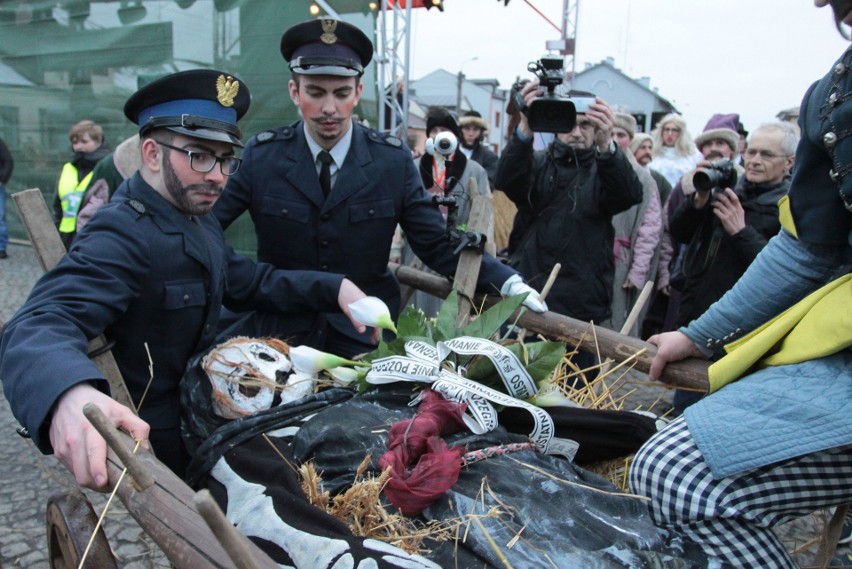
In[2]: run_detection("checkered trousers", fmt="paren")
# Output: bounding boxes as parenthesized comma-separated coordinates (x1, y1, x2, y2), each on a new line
(628, 416, 852, 568)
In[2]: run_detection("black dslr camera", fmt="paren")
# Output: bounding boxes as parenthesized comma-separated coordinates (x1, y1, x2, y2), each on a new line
(512, 56, 581, 133)
(693, 159, 738, 196)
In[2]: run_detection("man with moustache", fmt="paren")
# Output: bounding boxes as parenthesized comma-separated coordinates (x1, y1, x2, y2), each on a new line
(214, 19, 546, 359)
(631, 133, 672, 205)
(0, 70, 372, 488)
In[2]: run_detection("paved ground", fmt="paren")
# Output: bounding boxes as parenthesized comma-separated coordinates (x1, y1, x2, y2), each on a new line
(0, 241, 845, 568)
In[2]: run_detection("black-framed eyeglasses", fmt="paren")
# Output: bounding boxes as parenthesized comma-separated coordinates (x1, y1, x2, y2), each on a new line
(155, 140, 242, 175)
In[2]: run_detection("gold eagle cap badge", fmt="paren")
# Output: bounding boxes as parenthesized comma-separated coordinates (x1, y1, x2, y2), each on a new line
(216, 75, 239, 107)
(320, 19, 338, 45)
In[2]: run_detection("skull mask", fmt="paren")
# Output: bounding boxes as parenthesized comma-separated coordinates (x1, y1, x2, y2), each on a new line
(203, 337, 316, 419)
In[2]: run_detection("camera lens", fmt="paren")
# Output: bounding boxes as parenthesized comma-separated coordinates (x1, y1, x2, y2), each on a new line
(693, 169, 718, 193)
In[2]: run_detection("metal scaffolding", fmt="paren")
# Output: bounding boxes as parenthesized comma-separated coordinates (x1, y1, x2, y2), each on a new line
(375, 1, 411, 138)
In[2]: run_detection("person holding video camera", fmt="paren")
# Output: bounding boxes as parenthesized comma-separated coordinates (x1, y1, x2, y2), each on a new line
(496, 80, 642, 328)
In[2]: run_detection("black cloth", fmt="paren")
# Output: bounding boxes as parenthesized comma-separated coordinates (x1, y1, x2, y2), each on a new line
(789, 44, 852, 245)
(182, 378, 712, 568)
(499, 405, 658, 465)
(496, 135, 643, 322)
(670, 176, 790, 326)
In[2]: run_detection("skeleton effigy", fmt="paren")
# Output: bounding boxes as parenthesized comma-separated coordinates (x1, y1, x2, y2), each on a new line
(180, 295, 713, 568)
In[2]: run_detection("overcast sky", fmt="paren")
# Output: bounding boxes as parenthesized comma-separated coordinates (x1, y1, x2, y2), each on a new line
(405, 0, 849, 135)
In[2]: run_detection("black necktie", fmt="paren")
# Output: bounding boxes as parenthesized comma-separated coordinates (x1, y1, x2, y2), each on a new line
(318, 150, 333, 198)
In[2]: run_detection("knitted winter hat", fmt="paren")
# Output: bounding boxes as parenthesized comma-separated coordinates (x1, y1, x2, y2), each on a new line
(425, 107, 462, 140)
(612, 113, 637, 139)
(630, 132, 653, 155)
(459, 110, 488, 131)
(694, 113, 740, 154)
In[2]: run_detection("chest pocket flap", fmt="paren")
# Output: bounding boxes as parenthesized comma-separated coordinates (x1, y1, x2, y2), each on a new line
(349, 198, 395, 223)
(163, 281, 207, 310)
(261, 196, 312, 222)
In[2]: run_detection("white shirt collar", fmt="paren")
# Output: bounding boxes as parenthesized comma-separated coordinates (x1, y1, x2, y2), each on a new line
(303, 119, 354, 169)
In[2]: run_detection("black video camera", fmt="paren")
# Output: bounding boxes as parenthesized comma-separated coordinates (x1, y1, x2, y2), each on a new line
(693, 159, 738, 195)
(512, 56, 580, 133)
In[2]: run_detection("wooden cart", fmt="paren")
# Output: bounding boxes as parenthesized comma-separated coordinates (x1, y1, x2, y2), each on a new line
(13, 186, 841, 569)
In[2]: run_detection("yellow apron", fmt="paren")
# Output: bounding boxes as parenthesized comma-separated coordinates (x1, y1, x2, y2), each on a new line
(708, 273, 852, 392)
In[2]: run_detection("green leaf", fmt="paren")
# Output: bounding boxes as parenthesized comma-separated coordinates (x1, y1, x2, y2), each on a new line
(464, 340, 564, 390)
(521, 340, 566, 384)
(434, 290, 460, 341)
(460, 293, 527, 340)
(397, 305, 434, 340)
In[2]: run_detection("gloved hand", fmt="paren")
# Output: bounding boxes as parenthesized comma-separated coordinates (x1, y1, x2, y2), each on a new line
(500, 274, 548, 313)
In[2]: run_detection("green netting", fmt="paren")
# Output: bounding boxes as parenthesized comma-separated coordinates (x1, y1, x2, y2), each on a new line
(0, 0, 378, 256)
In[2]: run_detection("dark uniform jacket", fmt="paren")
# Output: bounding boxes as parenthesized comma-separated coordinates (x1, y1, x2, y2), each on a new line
(789, 44, 852, 245)
(670, 176, 790, 326)
(497, 136, 643, 322)
(214, 121, 516, 346)
(0, 173, 344, 454)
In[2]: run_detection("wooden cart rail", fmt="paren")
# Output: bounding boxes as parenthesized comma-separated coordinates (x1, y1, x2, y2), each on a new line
(389, 262, 710, 392)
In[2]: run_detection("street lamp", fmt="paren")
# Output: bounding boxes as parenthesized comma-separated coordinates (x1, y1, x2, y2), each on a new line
(456, 56, 478, 112)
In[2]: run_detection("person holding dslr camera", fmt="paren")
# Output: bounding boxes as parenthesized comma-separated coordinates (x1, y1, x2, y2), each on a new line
(668, 120, 798, 412)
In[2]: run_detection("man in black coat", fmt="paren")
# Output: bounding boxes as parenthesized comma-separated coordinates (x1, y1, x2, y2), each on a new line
(496, 83, 643, 326)
(0, 69, 371, 489)
(214, 19, 546, 358)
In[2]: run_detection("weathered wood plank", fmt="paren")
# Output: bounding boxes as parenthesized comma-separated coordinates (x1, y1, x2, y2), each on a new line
(453, 177, 490, 327)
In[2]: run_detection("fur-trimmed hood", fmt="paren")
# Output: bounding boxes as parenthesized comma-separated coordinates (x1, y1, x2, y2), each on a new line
(459, 114, 488, 131)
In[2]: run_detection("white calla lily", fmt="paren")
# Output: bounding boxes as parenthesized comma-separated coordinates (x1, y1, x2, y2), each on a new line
(289, 345, 358, 374)
(325, 366, 366, 386)
(348, 296, 398, 334)
(528, 388, 580, 408)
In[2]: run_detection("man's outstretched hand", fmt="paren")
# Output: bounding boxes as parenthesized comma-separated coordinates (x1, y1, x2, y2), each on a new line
(49, 383, 150, 490)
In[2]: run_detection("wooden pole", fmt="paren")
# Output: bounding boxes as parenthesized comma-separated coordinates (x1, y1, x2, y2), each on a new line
(195, 490, 262, 569)
(453, 178, 492, 328)
(389, 262, 709, 391)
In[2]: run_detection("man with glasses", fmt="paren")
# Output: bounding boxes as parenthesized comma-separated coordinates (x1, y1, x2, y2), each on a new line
(0, 69, 374, 488)
(666, 120, 798, 412)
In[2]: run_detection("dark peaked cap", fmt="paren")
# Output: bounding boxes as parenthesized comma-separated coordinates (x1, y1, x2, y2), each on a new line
(281, 18, 373, 77)
(124, 69, 251, 147)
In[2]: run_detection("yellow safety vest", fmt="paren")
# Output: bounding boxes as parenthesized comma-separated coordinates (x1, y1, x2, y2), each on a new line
(57, 162, 94, 234)
(707, 195, 852, 391)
